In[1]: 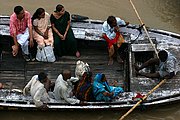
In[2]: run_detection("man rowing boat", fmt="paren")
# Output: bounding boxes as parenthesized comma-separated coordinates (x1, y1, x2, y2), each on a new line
(135, 50, 178, 79)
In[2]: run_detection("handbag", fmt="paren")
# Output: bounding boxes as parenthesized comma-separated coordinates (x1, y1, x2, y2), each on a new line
(36, 45, 56, 62)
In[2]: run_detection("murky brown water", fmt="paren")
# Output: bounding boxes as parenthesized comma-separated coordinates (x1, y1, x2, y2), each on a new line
(0, 0, 180, 120)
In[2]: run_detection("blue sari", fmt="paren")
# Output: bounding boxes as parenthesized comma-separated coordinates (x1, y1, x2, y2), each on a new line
(93, 73, 124, 101)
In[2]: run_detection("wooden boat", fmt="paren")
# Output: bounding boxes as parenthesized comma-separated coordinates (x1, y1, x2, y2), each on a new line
(0, 15, 180, 111)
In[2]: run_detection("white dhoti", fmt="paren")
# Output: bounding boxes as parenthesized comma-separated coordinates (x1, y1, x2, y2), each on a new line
(17, 28, 29, 55)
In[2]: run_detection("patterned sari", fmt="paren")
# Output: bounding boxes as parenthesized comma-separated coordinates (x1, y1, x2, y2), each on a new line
(74, 72, 94, 101)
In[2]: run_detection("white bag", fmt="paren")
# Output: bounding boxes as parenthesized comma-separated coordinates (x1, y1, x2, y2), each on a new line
(36, 45, 56, 62)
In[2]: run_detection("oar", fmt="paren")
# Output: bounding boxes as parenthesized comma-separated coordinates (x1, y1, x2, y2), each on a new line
(129, 0, 159, 58)
(119, 79, 166, 120)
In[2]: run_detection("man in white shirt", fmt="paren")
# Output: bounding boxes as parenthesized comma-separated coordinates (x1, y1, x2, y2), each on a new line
(135, 50, 178, 79)
(53, 70, 80, 104)
(102, 16, 128, 65)
(23, 72, 50, 108)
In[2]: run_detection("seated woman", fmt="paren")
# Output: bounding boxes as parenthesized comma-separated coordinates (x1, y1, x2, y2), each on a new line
(50, 4, 80, 57)
(32, 8, 54, 48)
(93, 73, 124, 102)
(74, 60, 94, 101)
(74, 72, 94, 101)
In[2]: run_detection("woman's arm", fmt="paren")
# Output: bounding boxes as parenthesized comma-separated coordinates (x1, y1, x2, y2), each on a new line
(103, 91, 114, 97)
(63, 20, 70, 40)
(51, 24, 64, 39)
(43, 26, 50, 39)
(33, 26, 44, 37)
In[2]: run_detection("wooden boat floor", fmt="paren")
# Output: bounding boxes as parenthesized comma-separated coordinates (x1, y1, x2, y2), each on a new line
(1, 40, 180, 94)
(0, 40, 125, 89)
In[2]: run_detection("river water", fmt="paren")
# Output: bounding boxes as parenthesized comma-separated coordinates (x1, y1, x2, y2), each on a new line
(0, 0, 180, 120)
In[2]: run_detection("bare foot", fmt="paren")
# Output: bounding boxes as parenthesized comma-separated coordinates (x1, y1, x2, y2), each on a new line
(135, 70, 141, 77)
(134, 64, 140, 71)
(117, 55, 124, 64)
(108, 58, 114, 65)
(12, 45, 16, 56)
(76, 51, 80, 58)
(12, 45, 18, 56)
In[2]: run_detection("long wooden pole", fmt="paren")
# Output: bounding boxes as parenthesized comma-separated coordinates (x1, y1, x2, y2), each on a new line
(119, 79, 166, 120)
(119, 1, 165, 119)
(129, 0, 159, 58)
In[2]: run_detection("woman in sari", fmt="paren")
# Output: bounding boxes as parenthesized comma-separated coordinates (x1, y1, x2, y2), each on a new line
(50, 4, 80, 57)
(93, 73, 124, 101)
(32, 8, 53, 48)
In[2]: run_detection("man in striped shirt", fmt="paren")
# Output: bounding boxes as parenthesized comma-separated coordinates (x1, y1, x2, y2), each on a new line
(10, 6, 35, 61)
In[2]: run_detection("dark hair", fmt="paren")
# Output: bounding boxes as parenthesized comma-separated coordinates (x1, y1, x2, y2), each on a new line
(32, 8, 45, 21)
(158, 50, 168, 62)
(55, 4, 64, 12)
(14, 6, 23, 15)
(101, 74, 106, 81)
(107, 16, 116, 25)
(38, 72, 48, 82)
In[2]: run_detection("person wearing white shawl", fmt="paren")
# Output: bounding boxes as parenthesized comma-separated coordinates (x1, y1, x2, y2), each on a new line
(53, 70, 80, 104)
(23, 72, 50, 108)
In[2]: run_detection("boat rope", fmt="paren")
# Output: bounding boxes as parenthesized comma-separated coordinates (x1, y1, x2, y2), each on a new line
(130, 24, 144, 44)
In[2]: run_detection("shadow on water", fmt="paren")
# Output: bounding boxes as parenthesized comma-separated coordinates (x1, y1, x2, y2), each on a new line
(0, 109, 122, 120)
(146, 0, 180, 32)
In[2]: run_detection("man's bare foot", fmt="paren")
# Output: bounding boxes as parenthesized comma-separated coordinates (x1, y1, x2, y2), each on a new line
(135, 70, 142, 77)
(12, 45, 16, 56)
(117, 55, 124, 64)
(12, 45, 18, 56)
(108, 58, 114, 65)
(134, 64, 140, 71)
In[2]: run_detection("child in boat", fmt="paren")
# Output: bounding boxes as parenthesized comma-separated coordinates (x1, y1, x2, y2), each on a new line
(135, 50, 178, 79)
(102, 16, 129, 65)
(93, 73, 124, 102)
(23, 72, 51, 108)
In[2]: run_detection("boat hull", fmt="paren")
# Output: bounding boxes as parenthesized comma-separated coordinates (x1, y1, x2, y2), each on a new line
(0, 15, 180, 111)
